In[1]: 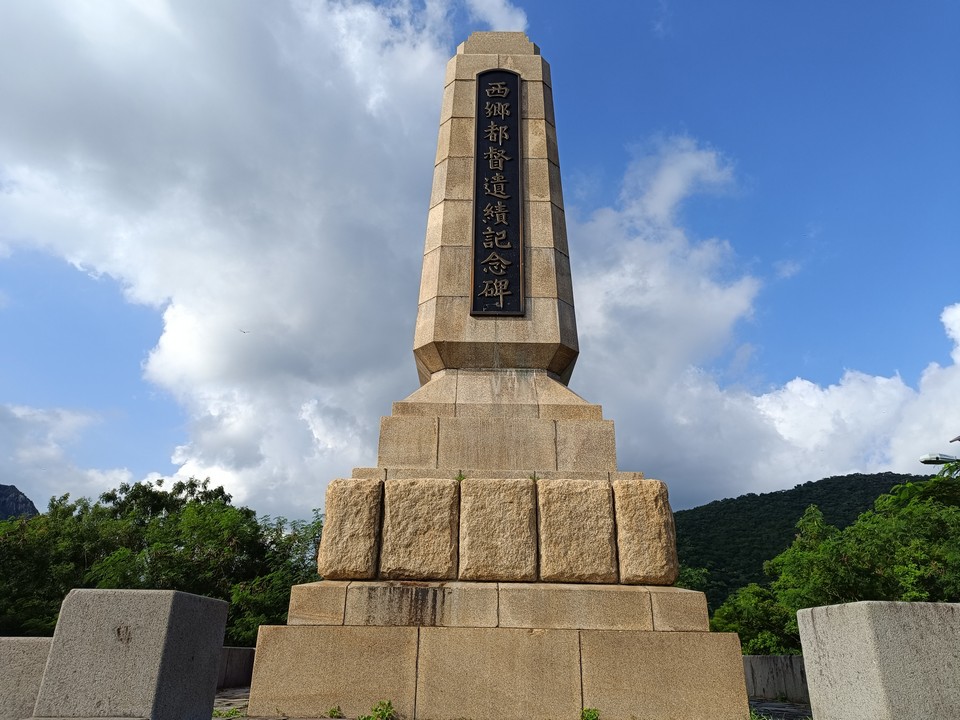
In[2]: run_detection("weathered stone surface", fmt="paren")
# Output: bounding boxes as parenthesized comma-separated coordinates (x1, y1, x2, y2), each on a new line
(344, 581, 498, 627)
(438, 81, 475, 124)
(459, 31, 539, 55)
(798, 601, 960, 720)
(556, 419, 617, 472)
(392, 369, 458, 417)
(453, 369, 539, 418)
(580, 630, 749, 720)
(613, 477, 679, 585)
(444, 52, 498, 85)
(534, 372, 602, 420)
(377, 416, 439, 468)
(537, 478, 618, 583)
(437, 416, 557, 471)
(459, 478, 537, 581)
(743, 654, 810, 704)
(649, 587, 709, 631)
(350, 467, 386, 480)
(499, 583, 653, 630)
(0, 636, 50, 720)
(416, 628, 581, 720)
(248, 625, 418, 720)
(434, 117, 474, 162)
(423, 199, 471, 254)
(287, 581, 348, 625)
(316, 478, 382, 580)
(34, 589, 227, 720)
(379, 478, 459, 580)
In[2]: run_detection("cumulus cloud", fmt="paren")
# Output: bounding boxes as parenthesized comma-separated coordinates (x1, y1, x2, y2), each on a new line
(463, 0, 527, 31)
(568, 139, 960, 508)
(0, 0, 454, 515)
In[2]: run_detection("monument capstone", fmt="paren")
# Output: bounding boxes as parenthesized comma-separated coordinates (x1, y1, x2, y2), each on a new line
(248, 32, 749, 720)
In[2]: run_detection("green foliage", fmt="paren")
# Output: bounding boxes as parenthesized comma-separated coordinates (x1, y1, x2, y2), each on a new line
(711, 583, 799, 654)
(581, 708, 600, 720)
(358, 700, 396, 720)
(326, 706, 345, 718)
(0, 478, 323, 645)
(711, 465, 960, 653)
(675, 472, 930, 608)
(675, 565, 710, 593)
(212, 709, 243, 718)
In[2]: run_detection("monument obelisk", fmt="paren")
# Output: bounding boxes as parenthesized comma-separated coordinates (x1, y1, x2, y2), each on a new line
(248, 32, 749, 720)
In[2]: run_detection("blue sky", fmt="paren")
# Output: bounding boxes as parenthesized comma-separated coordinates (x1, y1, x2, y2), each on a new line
(1, 0, 958, 518)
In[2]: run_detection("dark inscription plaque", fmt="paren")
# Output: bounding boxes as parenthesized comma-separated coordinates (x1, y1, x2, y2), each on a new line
(472, 70, 524, 316)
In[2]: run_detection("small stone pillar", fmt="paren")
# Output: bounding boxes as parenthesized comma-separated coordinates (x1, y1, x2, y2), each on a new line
(32, 589, 227, 720)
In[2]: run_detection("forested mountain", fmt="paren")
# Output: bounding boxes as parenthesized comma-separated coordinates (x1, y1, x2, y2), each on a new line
(0, 485, 38, 520)
(675, 472, 932, 608)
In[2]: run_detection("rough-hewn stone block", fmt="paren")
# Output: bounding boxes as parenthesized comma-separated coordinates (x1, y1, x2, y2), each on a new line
(613, 477, 679, 585)
(537, 478, 618, 583)
(459, 478, 537, 581)
(316, 478, 382, 579)
(379, 478, 459, 580)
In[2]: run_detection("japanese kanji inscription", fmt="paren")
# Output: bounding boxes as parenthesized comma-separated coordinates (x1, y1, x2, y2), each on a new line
(472, 70, 524, 315)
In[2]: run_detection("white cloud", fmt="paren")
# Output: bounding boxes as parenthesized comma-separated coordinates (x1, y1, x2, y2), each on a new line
(569, 140, 960, 508)
(773, 259, 802, 279)
(463, 0, 527, 31)
(0, 0, 451, 515)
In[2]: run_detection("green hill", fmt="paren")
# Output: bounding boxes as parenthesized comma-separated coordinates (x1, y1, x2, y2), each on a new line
(674, 471, 932, 609)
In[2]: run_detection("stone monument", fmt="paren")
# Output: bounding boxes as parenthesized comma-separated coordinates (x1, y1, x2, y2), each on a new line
(248, 32, 749, 720)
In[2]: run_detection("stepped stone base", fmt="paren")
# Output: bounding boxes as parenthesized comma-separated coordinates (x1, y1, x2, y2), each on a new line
(248, 582, 747, 720)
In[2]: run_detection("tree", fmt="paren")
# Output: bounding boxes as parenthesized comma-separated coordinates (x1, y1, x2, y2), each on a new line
(0, 478, 322, 645)
(710, 463, 960, 653)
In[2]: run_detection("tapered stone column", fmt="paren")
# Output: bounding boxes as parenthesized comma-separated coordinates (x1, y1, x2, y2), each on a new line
(248, 33, 749, 720)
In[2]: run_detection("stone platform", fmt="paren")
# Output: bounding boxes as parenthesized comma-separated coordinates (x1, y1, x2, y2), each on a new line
(248, 581, 748, 720)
